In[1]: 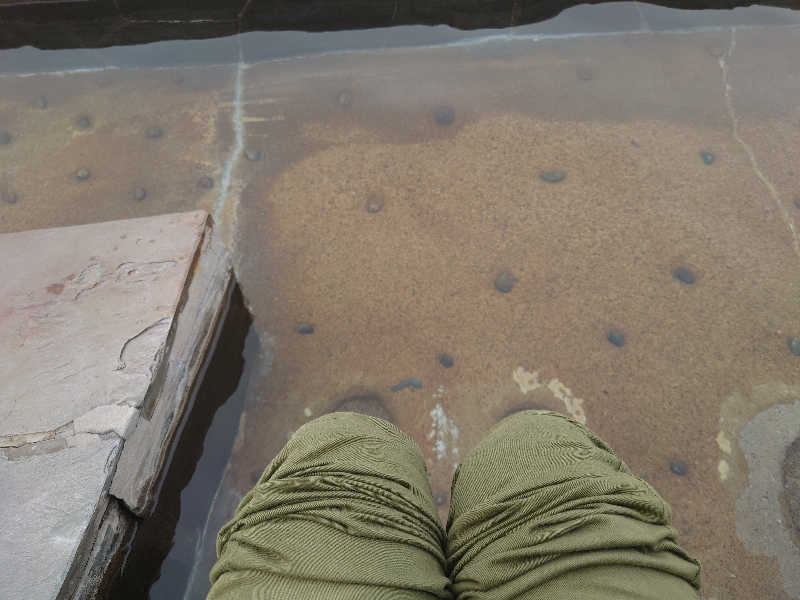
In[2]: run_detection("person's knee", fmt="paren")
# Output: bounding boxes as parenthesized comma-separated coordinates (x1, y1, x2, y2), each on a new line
(267, 410, 429, 492)
(453, 409, 615, 489)
(293, 410, 392, 439)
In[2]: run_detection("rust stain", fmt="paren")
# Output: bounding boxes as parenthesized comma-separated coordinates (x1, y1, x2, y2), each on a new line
(46, 283, 64, 295)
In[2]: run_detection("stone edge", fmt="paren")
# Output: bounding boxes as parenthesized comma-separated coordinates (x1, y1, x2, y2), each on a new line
(57, 217, 233, 599)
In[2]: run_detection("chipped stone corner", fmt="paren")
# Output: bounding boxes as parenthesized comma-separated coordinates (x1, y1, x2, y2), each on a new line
(74, 405, 139, 439)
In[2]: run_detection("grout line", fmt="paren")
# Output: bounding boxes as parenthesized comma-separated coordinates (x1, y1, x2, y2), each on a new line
(213, 37, 245, 225)
(718, 27, 800, 261)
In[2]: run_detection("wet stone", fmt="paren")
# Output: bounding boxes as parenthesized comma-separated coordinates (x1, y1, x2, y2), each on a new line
(434, 106, 455, 126)
(0, 131, 11, 145)
(298, 323, 314, 335)
(788, 337, 800, 356)
(133, 187, 147, 202)
(494, 270, 518, 294)
(74, 168, 91, 181)
(576, 65, 593, 81)
(673, 266, 696, 285)
(391, 378, 423, 392)
(145, 125, 163, 139)
(439, 353, 454, 368)
(607, 330, 625, 348)
(503, 401, 543, 420)
(197, 176, 214, 189)
(76, 115, 92, 130)
(539, 170, 566, 183)
(366, 193, 384, 214)
(670, 459, 689, 476)
(783, 436, 800, 538)
(334, 394, 393, 423)
(700, 151, 715, 165)
(244, 148, 261, 161)
(337, 90, 353, 107)
(706, 44, 725, 58)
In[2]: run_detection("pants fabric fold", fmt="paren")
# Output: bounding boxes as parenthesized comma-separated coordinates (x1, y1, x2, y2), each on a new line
(207, 412, 451, 600)
(445, 410, 700, 599)
(207, 409, 700, 600)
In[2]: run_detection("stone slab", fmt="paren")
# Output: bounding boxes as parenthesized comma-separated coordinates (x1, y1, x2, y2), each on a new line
(69, 498, 136, 600)
(0, 210, 232, 599)
(0, 437, 121, 600)
(0, 210, 207, 441)
(111, 229, 234, 515)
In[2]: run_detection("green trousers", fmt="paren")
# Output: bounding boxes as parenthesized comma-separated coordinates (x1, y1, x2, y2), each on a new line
(207, 410, 701, 599)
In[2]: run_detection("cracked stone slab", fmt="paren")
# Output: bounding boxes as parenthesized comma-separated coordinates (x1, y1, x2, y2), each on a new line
(0, 211, 208, 441)
(0, 210, 233, 599)
(111, 227, 234, 515)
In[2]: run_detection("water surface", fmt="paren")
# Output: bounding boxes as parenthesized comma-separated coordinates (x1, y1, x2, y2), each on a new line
(2, 4, 800, 598)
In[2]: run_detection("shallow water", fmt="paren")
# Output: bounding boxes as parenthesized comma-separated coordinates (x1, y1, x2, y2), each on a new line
(2, 4, 800, 599)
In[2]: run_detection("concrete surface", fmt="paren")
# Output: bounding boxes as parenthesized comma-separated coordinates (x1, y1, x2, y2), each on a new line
(0, 211, 232, 599)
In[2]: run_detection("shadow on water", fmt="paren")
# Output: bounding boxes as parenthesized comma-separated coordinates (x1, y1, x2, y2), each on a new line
(109, 284, 254, 599)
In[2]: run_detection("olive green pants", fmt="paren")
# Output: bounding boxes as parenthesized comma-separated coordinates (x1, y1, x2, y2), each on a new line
(207, 410, 701, 599)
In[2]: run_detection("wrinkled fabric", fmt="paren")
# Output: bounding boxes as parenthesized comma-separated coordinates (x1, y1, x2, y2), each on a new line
(446, 410, 700, 599)
(208, 412, 451, 600)
(207, 410, 700, 600)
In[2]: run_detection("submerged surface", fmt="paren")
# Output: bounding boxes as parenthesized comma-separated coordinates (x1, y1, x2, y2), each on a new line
(2, 4, 800, 599)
